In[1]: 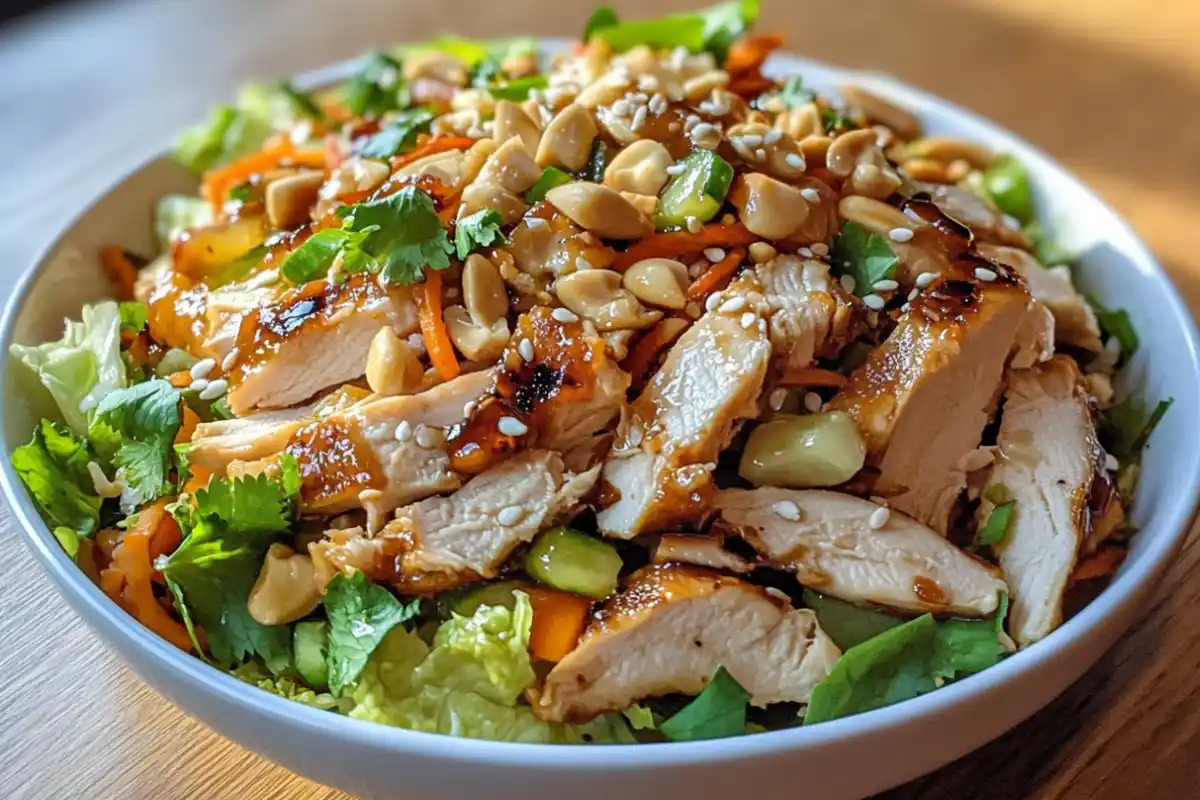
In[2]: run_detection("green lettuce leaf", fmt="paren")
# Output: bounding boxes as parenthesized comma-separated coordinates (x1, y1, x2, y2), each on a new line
(1101, 394, 1173, 460)
(1087, 295, 1139, 364)
(342, 52, 409, 118)
(232, 659, 344, 711)
(803, 590, 902, 651)
(488, 76, 549, 102)
(348, 593, 633, 742)
(454, 209, 506, 259)
(155, 195, 214, 247)
(87, 379, 182, 511)
(173, 104, 272, 174)
(10, 301, 126, 434)
(324, 571, 423, 696)
(238, 81, 323, 130)
(583, 7, 620, 41)
(396, 36, 537, 69)
(978, 155, 1033, 224)
(830, 221, 899, 297)
(525, 168, 574, 203)
(359, 108, 436, 160)
(589, 1, 759, 63)
(118, 302, 148, 333)
(12, 418, 102, 541)
(660, 666, 751, 741)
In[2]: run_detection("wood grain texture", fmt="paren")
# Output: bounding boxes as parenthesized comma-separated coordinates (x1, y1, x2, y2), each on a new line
(1, 1, 1198, 798)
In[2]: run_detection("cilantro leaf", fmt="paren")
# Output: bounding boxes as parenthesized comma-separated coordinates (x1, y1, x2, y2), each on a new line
(803, 589, 902, 651)
(1086, 295, 1139, 364)
(341, 186, 453, 285)
(776, 75, 816, 108)
(454, 209, 506, 259)
(525, 167, 574, 203)
(342, 52, 409, 118)
(975, 500, 1015, 548)
(804, 596, 1008, 725)
(323, 571, 423, 696)
(1100, 394, 1173, 460)
(830, 221, 899, 297)
(279, 227, 374, 285)
(820, 106, 856, 135)
(488, 76, 549, 102)
(12, 419, 102, 540)
(119, 301, 148, 333)
(359, 108, 436, 160)
(87, 379, 182, 510)
(583, 6, 620, 41)
(660, 666, 751, 741)
(275, 81, 322, 121)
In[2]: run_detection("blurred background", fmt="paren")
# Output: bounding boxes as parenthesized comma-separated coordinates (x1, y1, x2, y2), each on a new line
(1, 1, 1198, 799)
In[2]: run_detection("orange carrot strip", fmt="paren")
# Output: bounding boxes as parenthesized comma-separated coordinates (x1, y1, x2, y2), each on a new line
(1071, 546, 1127, 583)
(182, 465, 215, 494)
(202, 140, 326, 212)
(418, 270, 461, 381)
(77, 539, 101, 586)
(114, 526, 193, 651)
(176, 405, 201, 446)
(727, 76, 777, 99)
(437, 195, 463, 227)
(391, 136, 477, 172)
(167, 370, 193, 389)
(724, 34, 784, 74)
(612, 224, 757, 272)
(527, 587, 593, 663)
(99, 244, 138, 300)
(777, 367, 849, 389)
(686, 247, 747, 301)
(99, 568, 127, 607)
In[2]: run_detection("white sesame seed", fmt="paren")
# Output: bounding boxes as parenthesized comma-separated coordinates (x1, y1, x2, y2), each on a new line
(199, 378, 228, 400)
(888, 227, 914, 243)
(525, 216, 547, 228)
(684, 113, 702, 131)
(189, 378, 209, 393)
(518, 337, 535, 363)
(638, 74, 660, 91)
(189, 358, 216, 381)
(576, 256, 593, 271)
(497, 505, 524, 526)
(704, 247, 726, 262)
(740, 312, 758, 329)
(685, 216, 702, 233)
(796, 247, 813, 258)
(665, 162, 687, 176)
(772, 500, 802, 522)
(631, 105, 648, 131)
(719, 297, 746, 314)
(768, 388, 787, 411)
(415, 424, 441, 449)
(785, 152, 806, 169)
(803, 391, 823, 413)
(915, 271, 938, 288)
(395, 420, 413, 442)
(704, 293, 722, 312)
(463, 400, 478, 418)
(741, 133, 763, 148)
(873, 279, 899, 292)
(764, 129, 782, 145)
(220, 348, 240, 372)
(862, 293, 886, 311)
(810, 243, 829, 257)
(839, 275, 857, 294)
(86, 461, 123, 498)
(358, 488, 383, 503)
(498, 416, 528, 437)
(757, 318, 767, 334)
(1105, 453, 1119, 472)
(754, 148, 767, 161)
(648, 93, 668, 115)
(974, 267, 998, 282)
(612, 99, 631, 117)
(868, 505, 891, 529)
(800, 187, 821, 202)
(551, 307, 579, 323)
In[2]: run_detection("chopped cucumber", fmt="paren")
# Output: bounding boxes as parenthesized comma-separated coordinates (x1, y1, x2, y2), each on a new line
(583, 140, 610, 183)
(525, 167, 574, 203)
(524, 527, 622, 600)
(293, 621, 329, 690)
(447, 580, 529, 617)
(979, 155, 1033, 224)
(654, 150, 734, 230)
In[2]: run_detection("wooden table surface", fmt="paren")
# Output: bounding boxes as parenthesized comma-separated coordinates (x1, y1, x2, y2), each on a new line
(2, 0, 1199, 797)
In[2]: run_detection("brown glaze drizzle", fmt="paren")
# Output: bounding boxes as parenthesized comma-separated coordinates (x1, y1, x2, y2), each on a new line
(284, 414, 383, 510)
(912, 575, 950, 607)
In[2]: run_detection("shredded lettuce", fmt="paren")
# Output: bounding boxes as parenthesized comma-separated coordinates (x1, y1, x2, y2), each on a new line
(395, 36, 537, 68)
(155, 195, 214, 247)
(348, 593, 633, 743)
(10, 301, 126, 434)
(12, 418, 102, 543)
(232, 659, 346, 712)
(587, 1, 759, 62)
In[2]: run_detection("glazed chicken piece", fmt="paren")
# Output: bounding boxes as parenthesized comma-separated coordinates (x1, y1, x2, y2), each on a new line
(980, 356, 1122, 646)
(224, 274, 419, 415)
(535, 564, 840, 723)
(825, 261, 1031, 533)
(755, 254, 862, 374)
(977, 243, 1103, 353)
(596, 294, 772, 539)
(714, 488, 1007, 617)
(188, 403, 316, 472)
(309, 450, 596, 593)
(907, 182, 1029, 248)
(652, 533, 754, 574)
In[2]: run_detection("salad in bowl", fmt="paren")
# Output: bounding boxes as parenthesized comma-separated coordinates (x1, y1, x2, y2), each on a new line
(8, 1, 1171, 746)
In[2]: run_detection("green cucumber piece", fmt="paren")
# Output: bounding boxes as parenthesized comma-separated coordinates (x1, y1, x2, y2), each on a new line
(524, 527, 622, 600)
(447, 580, 529, 617)
(525, 167, 574, 203)
(293, 620, 330, 690)
(654, 150, 734, 230)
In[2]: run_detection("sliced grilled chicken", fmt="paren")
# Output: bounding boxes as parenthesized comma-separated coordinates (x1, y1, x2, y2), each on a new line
(908, 182, 1029, 248)
(652, 533, 754, 574)
(225, 274, 419, 414)
(535, 564, 840, 723)
(977, 244, 1103, 352)
(826, 264, 1030, 533)
(756, 255, 862, 374)
(596, 296, 772, 538)
(981, 356, 1122, 646)
(714, 488, 1006, 616)
(188, 403, 315, 472)
(309, 450, 596, 593)
(1011, 300, 1056, 370)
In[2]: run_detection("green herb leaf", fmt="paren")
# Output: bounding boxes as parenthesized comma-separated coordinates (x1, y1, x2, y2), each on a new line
(1086, 295, 1139, 364)
(87, 379, 183, 510)
(173, 105, 272, 173)
(488, 76, 549, 102)
(976, 500, 1015, 548)
(803, 590, 902, 651)
(590, 1, 760, 63)
(660, 666, 751, 741)
(12, 419, 102, 541)
(979, 155, 1034, 224)
(525, 168, 574, 203)
(583, 6, 620, 41)
(359, 108, 436, 160)
(278, 227, 374, 285)
(340, 186, 454, 285)
(323, 571, 423, 696)
(454, 209, 507, 259)
(831, 221, 899, 297)
(118, 301, 148, 333)
(1022, 221, 1073, 267)
(276, 81, 322, 120)
(821, 106, 856, 135)
(1100, 394, 1173, 460)
(342, 52, 409, 118)
(776, 75, 816, 109)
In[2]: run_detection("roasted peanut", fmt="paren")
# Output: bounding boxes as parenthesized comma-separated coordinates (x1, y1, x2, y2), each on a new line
(545, 183, 653, 239)
(603, 140, 673, 196)
(536, 103, 598, 172)
(247, 543, 321, 626)
(826, 129, 902, 199)
(904, 137, 994, 169)
(463, 254, 509, 326)
(444, 306, 509, 361)
(840, 85, 921, 140)
(773, 103, 823, 141)
(493, 100, 543, 156)
(554, 269, 662, 330)
(837, 196, 918, 236)
(731, 173, 809, 240)
(458, 180, 527, 225)
(366, 327, 424, 396)
(477, 136, 541, 195)
(265, 170, 324, 229)
(404, 50, 468, 86)
(623, 258, 689, 310)
(727, 122, 806, 181)
(393, 150, 465, 186)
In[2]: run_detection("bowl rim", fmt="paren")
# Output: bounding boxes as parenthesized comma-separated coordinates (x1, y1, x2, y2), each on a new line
(3, 42, 1199, 771)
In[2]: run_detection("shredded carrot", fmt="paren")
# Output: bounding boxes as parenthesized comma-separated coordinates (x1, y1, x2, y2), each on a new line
(777, 367, 849, 389)
(99, 567, 127, 609)
(437, 195, 463, 227)
(1071, 546, 1127, 583)
(527, 587, 593, 663)
(391, 136, 477, 172)
(99, 244, 138, 300)
(418, 270, 461, 381)
(144, 500, 183, 564)
(727, 76, 777, 99)
(167, 370, 192, 389)
(623, 317, 691, 386)
(182, 465, 215, 494)
(323, 133, 347, 170)
(686, 247, 748, 301)
(96, 527, 123, 560)
(76, 539, 101, 586)
(612, 224, 757, 272)
(176, 405, 201, 445)
(202, 139, 326, 212)
(114, 525, 192, 651)
(724, 34, 784, 74)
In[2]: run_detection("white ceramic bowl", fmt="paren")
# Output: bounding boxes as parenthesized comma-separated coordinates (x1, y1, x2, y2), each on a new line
(3, 46, 1199, 800)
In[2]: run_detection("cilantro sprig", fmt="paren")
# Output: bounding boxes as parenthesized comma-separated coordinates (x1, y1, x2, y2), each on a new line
(359, 108, 435, 160)
(454, 209, 506, 259)
(87, 379, 183, 511)
(323, 571, 422, 696)
(830, 221, 899, 298)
